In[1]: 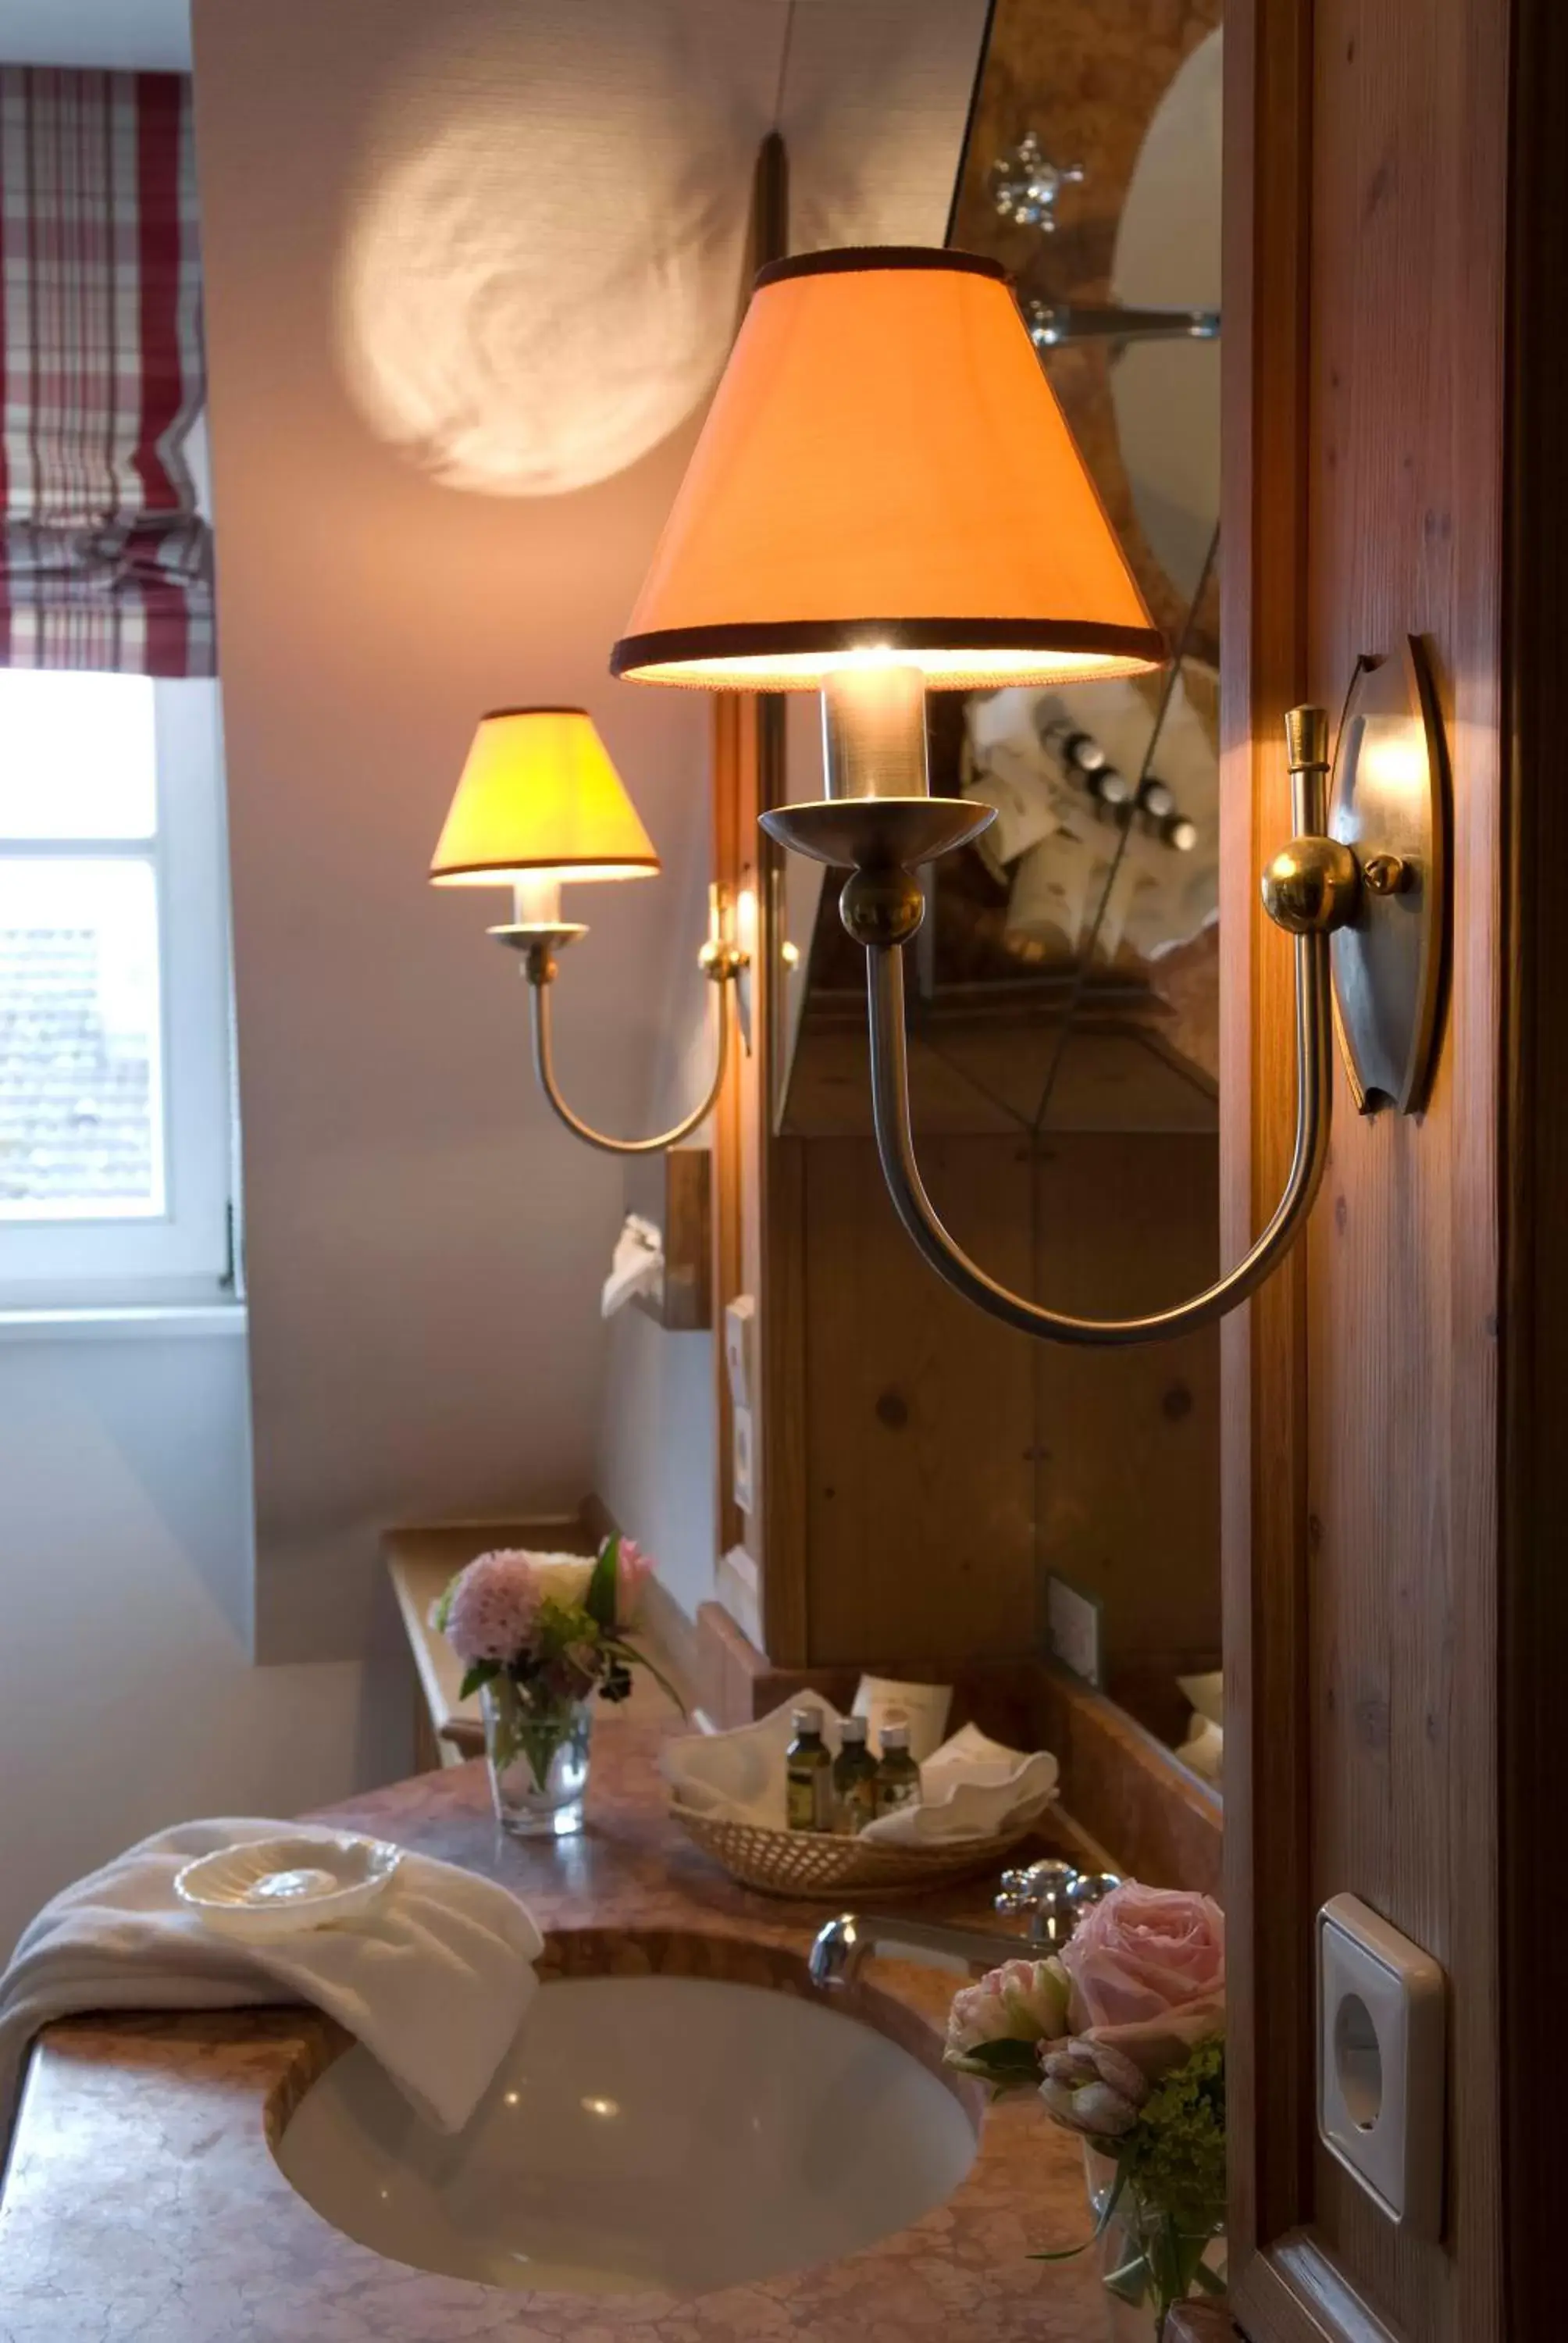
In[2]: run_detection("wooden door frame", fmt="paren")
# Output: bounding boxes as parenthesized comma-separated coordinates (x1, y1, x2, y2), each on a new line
(1218, 0, 1323, 2327)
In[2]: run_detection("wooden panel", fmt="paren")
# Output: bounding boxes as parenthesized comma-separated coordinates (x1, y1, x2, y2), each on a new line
(1034, 1132, 1222, 1669)
(1302, 0, 1504, 2331)
(1224, 0, 1509, 2337)
(782, 1010, 1219, 1139)
(800, 1134, 1037, 1664)
(1220, 0, 1319, 2309)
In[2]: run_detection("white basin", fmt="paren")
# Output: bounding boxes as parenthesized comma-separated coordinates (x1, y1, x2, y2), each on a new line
(275, 1974, 977, 2295)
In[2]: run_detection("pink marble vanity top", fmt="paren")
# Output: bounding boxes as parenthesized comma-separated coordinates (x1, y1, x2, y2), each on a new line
(0, 1706, 1110, 2341)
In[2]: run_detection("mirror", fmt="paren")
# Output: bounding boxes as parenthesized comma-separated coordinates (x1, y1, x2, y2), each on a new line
(770, 0, 1224, 1798)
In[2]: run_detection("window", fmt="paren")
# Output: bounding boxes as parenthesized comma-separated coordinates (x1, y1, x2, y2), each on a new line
(0, 671, 236, 1309)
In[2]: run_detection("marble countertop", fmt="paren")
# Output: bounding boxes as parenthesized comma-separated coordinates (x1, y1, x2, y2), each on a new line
(0, 1701, 1113, 2341)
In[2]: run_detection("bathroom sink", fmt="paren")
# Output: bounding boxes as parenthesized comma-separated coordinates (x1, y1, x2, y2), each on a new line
(274, 1972, 977, 2295)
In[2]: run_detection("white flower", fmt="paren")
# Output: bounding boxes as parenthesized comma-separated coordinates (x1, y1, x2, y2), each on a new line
(529, 1553, 596, 1610)
(946, 1957, 1071, 2074)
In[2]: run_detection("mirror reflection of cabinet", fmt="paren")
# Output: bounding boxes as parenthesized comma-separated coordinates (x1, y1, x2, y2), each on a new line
(703, 1, 1226, 1858)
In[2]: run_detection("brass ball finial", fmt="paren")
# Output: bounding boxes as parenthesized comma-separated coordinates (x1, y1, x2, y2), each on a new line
(839, 865, 926, 948)
(1261, 836, 1362, 934)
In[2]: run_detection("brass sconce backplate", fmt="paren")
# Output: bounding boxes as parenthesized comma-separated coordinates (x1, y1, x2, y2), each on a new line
(1328, 637, 1450, 1114)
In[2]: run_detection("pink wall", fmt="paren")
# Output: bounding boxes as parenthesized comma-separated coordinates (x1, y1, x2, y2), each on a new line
(193, 0, 988, 1660)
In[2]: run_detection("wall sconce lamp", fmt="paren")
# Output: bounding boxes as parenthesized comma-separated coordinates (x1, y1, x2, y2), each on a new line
(429, 707, 746, 1156)
(612, 249, 1449, 1343)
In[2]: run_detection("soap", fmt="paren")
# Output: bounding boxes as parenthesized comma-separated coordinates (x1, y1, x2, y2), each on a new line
(244, 1866, 339, 1903)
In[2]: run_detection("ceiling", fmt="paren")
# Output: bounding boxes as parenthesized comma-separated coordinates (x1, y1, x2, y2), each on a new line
(0, 0, 191, 68)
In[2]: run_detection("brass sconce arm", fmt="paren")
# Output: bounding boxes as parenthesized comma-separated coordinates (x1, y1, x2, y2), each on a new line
(779, 689, 1445, 1351)
(864, 932, 1331, 1346)
(515, 925, 743, 1158)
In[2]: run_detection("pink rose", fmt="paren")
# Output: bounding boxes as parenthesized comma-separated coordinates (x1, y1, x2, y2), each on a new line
(946, 1956, 1071, 2074)
(614, 1536, 656, 1626)
(1039, 2037, 1149, 2139)
(1060, 1881, 1224, 2079)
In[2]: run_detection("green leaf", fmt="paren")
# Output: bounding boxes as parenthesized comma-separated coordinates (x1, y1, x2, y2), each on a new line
(949, 2037, 1046, 2091)
(459, 1660, 501, 1700)
(585, 1535, 621, 1631)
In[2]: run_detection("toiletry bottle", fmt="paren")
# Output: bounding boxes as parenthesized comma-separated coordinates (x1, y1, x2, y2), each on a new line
(786, 1704, 832, 1831)
(832, 1714, 878, 1835)
(873, 1721, 922, 1818)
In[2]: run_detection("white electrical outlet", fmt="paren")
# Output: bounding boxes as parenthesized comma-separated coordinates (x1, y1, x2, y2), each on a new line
(1317, 1894, 1446, 2239)
(1046, 1574, 1103, 1686)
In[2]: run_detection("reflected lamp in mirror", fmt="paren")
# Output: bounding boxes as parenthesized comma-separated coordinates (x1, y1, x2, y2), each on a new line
(613, 247, 1450, 1342)
(429, 707, 745, 1157)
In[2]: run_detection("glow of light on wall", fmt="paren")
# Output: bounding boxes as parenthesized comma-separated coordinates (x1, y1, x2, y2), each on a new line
(336, 41, 753, 498)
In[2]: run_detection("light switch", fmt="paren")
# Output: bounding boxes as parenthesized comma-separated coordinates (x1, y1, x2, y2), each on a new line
(1317, 1893, 1445, 2240)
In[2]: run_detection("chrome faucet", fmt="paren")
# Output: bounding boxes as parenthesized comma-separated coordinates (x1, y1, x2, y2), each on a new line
(808, 1859, 1121, 1991)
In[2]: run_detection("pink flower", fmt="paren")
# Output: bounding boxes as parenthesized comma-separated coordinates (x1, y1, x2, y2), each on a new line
(441, 1550, 542, 1667)
(1060, 1881, 1224, 2080)
(1039, 2037, 1149, 2139)
(946, 1957, 1071, 2072)
(614, 1537, 656, 1627)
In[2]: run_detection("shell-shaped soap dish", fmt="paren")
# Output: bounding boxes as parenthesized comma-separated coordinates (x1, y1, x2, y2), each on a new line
(173, 1832, 402, 1941)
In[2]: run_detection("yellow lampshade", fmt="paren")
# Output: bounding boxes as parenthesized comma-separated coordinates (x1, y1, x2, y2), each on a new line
(429, 707, 660, 886)
(611, 248, 1164, 691)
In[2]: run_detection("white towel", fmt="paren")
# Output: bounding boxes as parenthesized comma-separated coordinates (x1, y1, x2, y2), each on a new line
(0, 1818, 543, 2145)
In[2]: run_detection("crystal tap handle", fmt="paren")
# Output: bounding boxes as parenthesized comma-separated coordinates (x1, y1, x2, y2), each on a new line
(995, 1859, 1123, 1947)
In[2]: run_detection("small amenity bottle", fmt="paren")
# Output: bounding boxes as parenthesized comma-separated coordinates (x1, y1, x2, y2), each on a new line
(786, 1704, 832, 1831)
(832, 1714, 878, 1835)
(873, 1721, 922, 1818)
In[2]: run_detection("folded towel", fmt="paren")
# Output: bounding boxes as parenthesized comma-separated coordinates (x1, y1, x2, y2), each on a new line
(662, 1700, 1059, 1846)
(0, 1818, 543, 2146)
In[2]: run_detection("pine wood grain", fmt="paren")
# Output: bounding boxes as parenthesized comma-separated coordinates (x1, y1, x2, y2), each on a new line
(1224, 0, 1509, 2337)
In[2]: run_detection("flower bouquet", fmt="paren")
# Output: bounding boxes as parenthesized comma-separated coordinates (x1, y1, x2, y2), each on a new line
(946, 1881, 1226, 2338)
(433, 1535, 682, 1837)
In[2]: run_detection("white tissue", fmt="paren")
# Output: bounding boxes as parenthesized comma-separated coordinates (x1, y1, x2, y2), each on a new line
(661, 1699, 1058, 1848)
(1175, 1714, 1224, 1784)
(601, 1213, 664, 1318)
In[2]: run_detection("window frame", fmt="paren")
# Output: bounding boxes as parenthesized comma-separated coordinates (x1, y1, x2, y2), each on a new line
(0, 676, 237, 1311)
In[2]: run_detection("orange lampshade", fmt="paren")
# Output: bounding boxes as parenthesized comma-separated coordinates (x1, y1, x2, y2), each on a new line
(611, 248, 1164, 691)
(429, 707, 660, 885)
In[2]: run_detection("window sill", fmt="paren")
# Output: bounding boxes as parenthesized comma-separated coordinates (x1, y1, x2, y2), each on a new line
(0, 1300, 248, 1344)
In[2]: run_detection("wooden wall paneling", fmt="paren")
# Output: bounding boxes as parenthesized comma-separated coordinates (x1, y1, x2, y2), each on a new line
(800, 1133, 1036, 1665)
(1033, 1132, 1221, 1670)
(1303, 0, 1504, 2332)
(1224, 0, 1509, 2337)
(1220, 0, 1321, 2323)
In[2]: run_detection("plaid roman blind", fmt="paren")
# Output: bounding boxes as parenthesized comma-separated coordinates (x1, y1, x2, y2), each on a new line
(0, 68, 212, 678)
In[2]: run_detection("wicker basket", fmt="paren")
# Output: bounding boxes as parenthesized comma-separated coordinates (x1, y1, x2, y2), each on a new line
(671, 1803, 1045, 1900)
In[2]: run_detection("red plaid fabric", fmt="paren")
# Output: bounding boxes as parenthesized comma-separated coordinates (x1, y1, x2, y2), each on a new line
(0, 69, 212, 678)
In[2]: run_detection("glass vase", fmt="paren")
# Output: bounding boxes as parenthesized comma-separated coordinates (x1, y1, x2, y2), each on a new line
(1084, 2148, 1227, 2341)
(481, 1678, 594, 1838)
